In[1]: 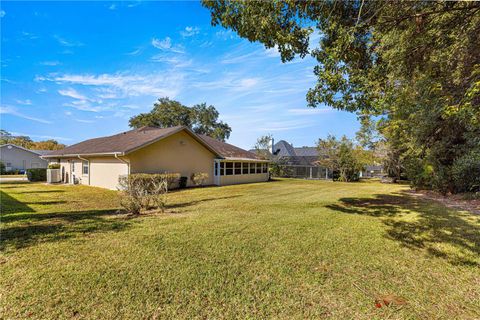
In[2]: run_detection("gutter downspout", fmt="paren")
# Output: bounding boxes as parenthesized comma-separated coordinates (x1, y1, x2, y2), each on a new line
(115, 153, 130, 175)
(77, 155, 90, 185)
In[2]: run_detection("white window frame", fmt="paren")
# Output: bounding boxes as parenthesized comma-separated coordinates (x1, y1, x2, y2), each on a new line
(82, 161, 89, 175)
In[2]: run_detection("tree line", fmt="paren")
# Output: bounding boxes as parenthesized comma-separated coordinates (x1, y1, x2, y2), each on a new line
(0, 130, 66, 150)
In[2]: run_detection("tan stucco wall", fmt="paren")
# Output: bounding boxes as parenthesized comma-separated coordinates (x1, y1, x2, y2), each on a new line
(128, 130, 215, 186)
(89, 157, 128, 190)
(0, 145, 47, 171)
(56, 157, 128, 190)
(219, 172, 269, 185)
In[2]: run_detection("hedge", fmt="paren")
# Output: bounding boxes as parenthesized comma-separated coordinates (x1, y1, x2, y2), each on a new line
(27, 168, 47, 182)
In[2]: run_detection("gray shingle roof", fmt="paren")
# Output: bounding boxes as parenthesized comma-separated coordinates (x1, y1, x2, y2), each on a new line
(44, 126, 262, 160)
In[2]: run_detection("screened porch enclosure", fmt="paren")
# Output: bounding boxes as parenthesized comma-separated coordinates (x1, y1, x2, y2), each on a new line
(276, 164, 331, 180)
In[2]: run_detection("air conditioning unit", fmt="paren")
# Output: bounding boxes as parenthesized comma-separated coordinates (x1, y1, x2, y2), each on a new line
(47, 169, 61, 183)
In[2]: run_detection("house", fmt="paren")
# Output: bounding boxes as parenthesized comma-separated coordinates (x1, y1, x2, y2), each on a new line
(42, 126, 269, 190)
(270, 140, 330, 179)
(0, 144, 50, 172)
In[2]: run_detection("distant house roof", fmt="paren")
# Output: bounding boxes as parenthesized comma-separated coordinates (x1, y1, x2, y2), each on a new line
(44, 126, 263, 161)
(32, 150, 53, 156)
(0, 144, 51, 156)
(293, 147, 318, 157)
(272, 140, 321, 166)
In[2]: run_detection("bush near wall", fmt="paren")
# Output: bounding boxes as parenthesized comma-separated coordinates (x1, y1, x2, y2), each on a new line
(26, 168, 47, 182)
(48, 163, 61, 169)
(117, 173, 180, 215)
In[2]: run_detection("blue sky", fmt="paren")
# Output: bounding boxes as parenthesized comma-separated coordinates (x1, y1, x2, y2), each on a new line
(0, 1, 359, 149)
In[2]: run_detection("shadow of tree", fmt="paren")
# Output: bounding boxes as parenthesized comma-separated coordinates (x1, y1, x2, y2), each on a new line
(326, 193, 480, 266)
(1, 209, 131, 252)
(1, 190, 35, 214)
(167, 195, 242, 210)
(18, 190, 66, 194)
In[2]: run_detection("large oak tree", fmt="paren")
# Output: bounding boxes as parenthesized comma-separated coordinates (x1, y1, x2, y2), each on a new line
(203, 0, 480, 192)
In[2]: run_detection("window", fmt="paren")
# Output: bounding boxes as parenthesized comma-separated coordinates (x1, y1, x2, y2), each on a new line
(225, 162, 233, 175)
(242, 163, 249, 174)
(256, 163, 262, 174)
(71, 161, 75, 172)
(250, 163, 256, 174)
(214, 162, 218, 176)
(263, 163, 268, 173)
(234, 162, 242, 175)
(82, 161, 89, 175)
(220, 162, 225, 176)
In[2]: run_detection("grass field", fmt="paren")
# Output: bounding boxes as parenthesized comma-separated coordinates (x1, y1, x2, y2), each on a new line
(1, 179, 479, 319)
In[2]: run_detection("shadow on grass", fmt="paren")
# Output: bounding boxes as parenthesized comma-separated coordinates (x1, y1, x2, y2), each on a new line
(18, 190, 66, 194)
(167, 195, 242, 210)
(326, 193, 480, 266)
(1, 209, 130, 252)
(1, 190, 35, 214)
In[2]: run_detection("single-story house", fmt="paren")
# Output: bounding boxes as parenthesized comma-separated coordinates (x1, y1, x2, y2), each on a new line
(0, 144, 50, 172)
(42, 126, 269, 189)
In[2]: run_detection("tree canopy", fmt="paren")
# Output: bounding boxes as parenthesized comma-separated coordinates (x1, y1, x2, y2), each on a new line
(0, 130, 66, 150)
(129, 97, 232, 141)
(203, 0, 480, 192)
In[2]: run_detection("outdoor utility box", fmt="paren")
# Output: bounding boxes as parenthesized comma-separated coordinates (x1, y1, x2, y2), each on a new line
(47, 169, 61, 183)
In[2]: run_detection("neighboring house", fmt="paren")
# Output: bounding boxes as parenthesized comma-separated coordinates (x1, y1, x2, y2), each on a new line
(0, 144, 49, 172)
(43, 126, 269, 190)
(270, 140, 330, 179)
(360, 165, 385, 178)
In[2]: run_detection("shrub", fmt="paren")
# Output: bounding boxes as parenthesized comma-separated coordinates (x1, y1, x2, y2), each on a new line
(179, 176, 188, 189)
(117, 173, 180, 214)
(452, 149, 480, 193)
(26, 168, 47, 182)
(48, 163, 61, 169)
(190, 172, 208, 187)
(0, 161, 5, 174)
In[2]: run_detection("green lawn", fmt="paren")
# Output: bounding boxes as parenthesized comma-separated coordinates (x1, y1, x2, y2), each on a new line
(1, 179, 479, 319)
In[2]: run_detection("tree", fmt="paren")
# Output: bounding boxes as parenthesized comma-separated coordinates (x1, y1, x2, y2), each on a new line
(0, 130, 66, 150)
(32, 140, 66, 150)
(9, 136, 34, 149)
(129, 97, 232, 141)
(202, 1, 480, 192)
(317, 135, 365, 182)
(253, 134, 273, 160)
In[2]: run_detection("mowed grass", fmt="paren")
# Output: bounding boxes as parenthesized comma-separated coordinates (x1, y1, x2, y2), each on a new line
(1, 179, 479, 319)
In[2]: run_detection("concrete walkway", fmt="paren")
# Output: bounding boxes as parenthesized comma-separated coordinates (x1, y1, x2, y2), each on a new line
(0, 176, 28, 182)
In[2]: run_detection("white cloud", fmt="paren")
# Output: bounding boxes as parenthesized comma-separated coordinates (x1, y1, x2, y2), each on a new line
(152, 37, 171, 50)
(108, 4, 116, 10)
(215, 30, 235, 40)
(287, 108, 333, 115)
(75, 119, 95, 123)
(65, 111, 72, 116)
(15, 99, 32, 105)
(257, 119, 315, 132)
(0, 10, 6, 18)
(0, 105, 52, 124)
(192, 76, 261, 92)
(151, 37, 185, 53)
(40, 61, 61, 66)
(264, 45, 280, 58)
(150, 54, 192, 68)
(43, 72, 183, 98)
(21, 31, 39, 40)
(180, 26, 199, 37)
(126, 47, 142, 56)
(58, 88, 89, 100)
(54, 35, 84, 47)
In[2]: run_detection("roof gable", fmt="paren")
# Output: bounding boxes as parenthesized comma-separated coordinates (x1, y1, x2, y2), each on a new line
(0, 144, 47, 156)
